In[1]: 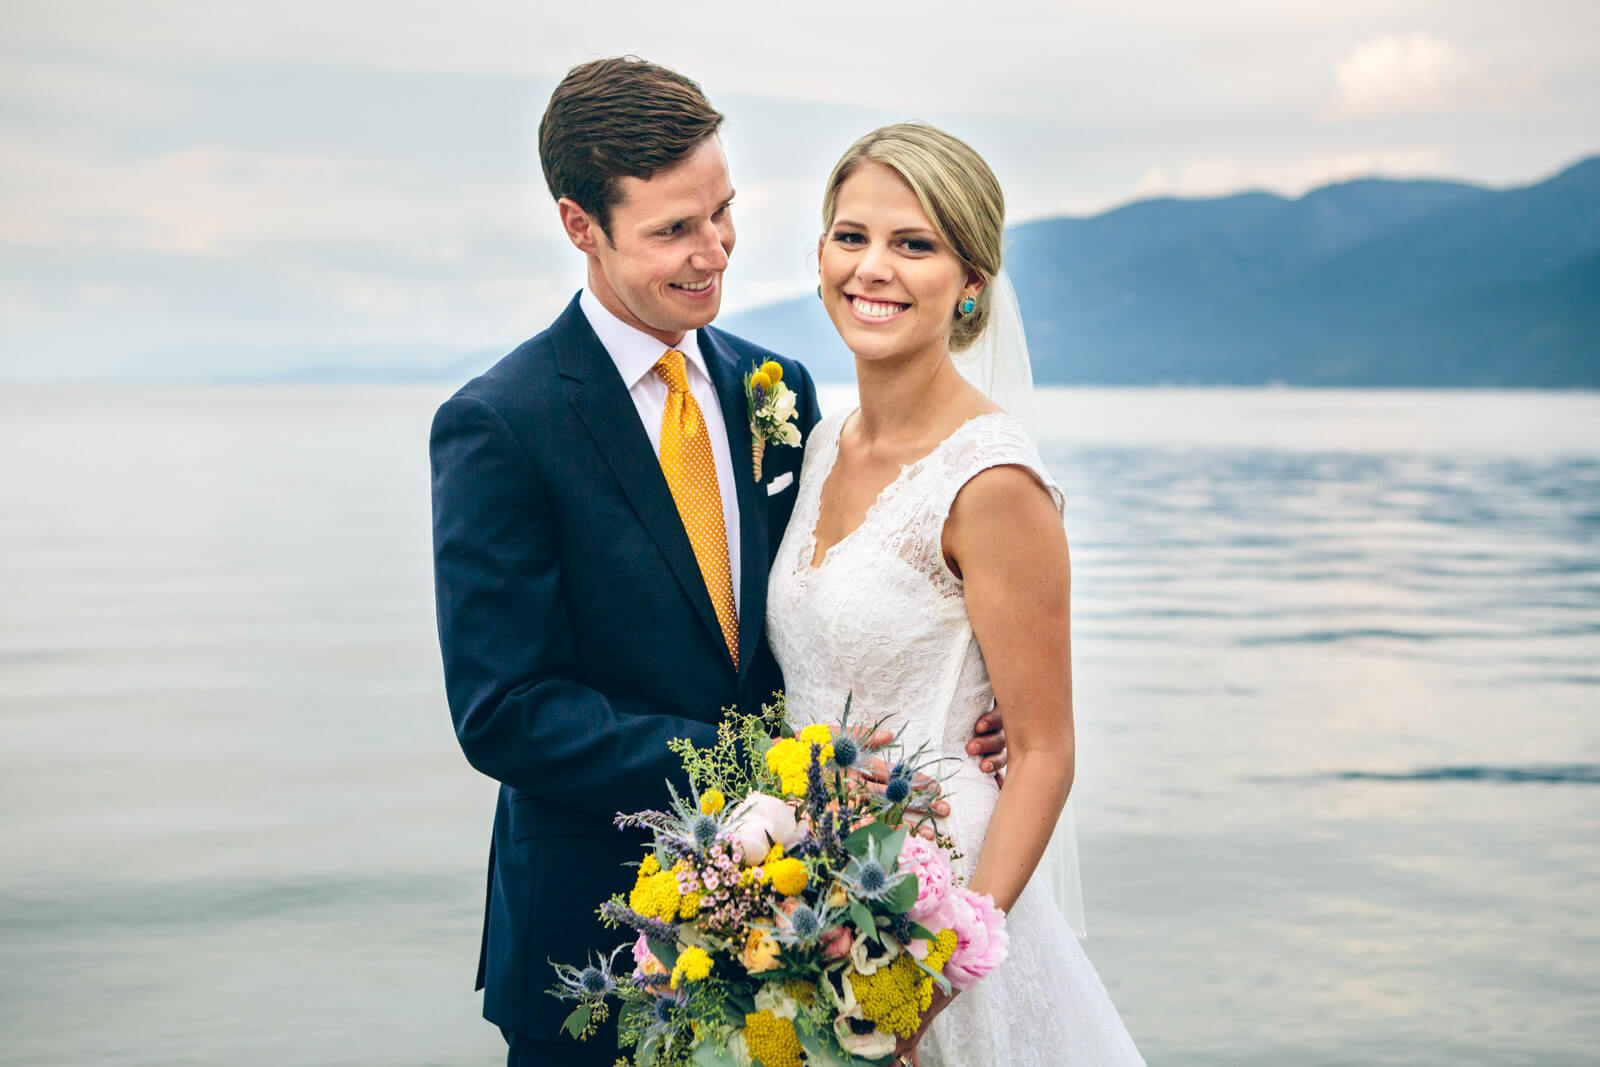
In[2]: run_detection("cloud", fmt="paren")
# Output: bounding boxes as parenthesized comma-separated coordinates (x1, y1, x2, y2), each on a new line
(1327, 33, 1469, 118)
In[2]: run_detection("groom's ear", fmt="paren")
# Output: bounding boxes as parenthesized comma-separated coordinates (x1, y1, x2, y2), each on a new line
(558, 197, 603, 255)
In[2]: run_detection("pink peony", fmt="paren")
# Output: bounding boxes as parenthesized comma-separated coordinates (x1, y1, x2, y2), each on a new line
(937, 886, 1009, 991)
(722, 792, 802, 864)
(896, 835, 954, 925)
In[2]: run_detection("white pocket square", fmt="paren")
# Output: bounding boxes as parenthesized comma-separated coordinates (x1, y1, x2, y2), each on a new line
(766, 471, 795, 495)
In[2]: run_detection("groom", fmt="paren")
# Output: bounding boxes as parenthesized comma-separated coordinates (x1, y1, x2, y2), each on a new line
(431, 57, 1004, 1064)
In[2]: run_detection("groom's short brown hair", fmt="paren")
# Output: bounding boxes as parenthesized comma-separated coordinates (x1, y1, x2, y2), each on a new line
(539, 56, 725, 239)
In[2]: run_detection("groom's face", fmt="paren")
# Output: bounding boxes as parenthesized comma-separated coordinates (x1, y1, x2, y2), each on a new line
(563, 137, 737, 348)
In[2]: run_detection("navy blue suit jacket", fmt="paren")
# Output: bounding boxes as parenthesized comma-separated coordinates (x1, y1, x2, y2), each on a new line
(429, 294, 822, 1037)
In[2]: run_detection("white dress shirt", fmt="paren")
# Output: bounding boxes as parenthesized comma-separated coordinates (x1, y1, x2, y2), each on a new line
(578, 288, 743, 617)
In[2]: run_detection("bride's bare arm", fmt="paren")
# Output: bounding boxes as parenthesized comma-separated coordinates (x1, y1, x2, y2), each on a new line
(941, 463, 1073, 914)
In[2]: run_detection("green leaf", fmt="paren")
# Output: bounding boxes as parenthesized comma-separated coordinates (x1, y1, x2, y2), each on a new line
(648, 938, 680, 970)
(849, 900, 875, 939)
(841, 819, 893, 857)
(883, 874, 917, 914)
(907, 921, 938, 941)
(693, 1041, 740, 1067)
(560, 1004, 591, 1040)
(878, 826, 908, 868)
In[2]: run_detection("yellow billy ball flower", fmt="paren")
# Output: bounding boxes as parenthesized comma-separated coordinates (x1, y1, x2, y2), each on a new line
(760, 360, 783, 384)
(767, 857, 809, 897)
(670, 945, 713, 989)
(750, 370, 773, 392)
(742, 1010, 803, 1067)
(700, 789, 726, 815)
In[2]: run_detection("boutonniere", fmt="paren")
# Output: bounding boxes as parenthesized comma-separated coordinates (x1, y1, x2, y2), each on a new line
(743, 360, 801, 482)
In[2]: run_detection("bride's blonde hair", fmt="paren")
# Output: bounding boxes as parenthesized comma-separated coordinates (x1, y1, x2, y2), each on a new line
(821, 122, 1005, 353)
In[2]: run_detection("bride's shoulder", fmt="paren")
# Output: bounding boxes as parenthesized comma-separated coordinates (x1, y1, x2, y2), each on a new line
(935, 412, 1063, 514)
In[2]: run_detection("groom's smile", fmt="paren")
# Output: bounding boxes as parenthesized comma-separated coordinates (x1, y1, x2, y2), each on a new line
(562, 136, 737, 349)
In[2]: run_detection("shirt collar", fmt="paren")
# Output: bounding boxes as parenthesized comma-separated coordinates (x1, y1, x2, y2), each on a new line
(579, 288, 709, 390)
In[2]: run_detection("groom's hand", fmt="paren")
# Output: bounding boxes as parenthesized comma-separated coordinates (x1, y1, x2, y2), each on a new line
(967, 704, 1007, 784)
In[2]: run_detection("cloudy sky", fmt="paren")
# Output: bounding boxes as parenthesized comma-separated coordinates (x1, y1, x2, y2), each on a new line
(2, 1, 1595, 381)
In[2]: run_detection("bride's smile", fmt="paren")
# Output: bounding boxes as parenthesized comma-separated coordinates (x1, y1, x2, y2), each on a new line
(818, 161, 982, 366)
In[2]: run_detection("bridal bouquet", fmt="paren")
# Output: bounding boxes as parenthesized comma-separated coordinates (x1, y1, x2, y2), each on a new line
(551, 698, 1008, 1066)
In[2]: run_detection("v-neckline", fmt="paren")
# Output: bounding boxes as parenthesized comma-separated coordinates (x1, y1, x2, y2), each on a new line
(805, 409, 1006, 572)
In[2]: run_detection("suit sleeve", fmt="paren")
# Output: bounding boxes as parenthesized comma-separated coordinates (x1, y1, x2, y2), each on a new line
(430, 393, 719, 816)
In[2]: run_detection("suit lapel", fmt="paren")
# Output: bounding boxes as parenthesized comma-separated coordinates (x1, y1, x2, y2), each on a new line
(701, 328, 767, 681)
(553, 299, 726, 663)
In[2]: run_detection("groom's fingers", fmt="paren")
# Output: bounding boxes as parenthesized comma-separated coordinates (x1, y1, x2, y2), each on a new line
(967, 727, 1008, 774)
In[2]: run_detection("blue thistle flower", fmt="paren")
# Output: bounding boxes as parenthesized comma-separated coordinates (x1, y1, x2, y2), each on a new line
(841, 835, 911, 903)
(884, 773, 912, 805)
(550, 945, 624, 1001)
(692, 814, 718, 851)
(768, 898, 842, 947)
(831, 734, 860, 768)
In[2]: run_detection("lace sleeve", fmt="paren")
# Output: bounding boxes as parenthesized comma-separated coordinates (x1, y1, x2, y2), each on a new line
(924, 414, 1064, 586)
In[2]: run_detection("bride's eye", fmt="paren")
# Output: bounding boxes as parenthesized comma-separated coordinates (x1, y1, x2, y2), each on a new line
(832, 230, 866, 245)
(901, 237, 935, 253)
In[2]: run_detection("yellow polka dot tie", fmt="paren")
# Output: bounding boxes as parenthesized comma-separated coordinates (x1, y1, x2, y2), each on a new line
(655, 349, 738, 667)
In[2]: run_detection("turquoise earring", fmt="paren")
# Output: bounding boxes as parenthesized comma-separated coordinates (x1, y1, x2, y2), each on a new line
(817, 285, 823, 299)
(959, 296, 977, 316)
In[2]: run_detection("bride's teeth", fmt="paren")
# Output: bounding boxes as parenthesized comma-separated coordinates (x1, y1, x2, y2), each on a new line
(851, 296, 904, 319)
(675, 279, 712, 291)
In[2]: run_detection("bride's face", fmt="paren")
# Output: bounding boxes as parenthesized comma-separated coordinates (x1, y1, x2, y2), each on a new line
(819, 162, 977, 367)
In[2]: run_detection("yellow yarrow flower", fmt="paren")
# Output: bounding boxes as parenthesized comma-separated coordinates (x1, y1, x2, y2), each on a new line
(925, 928, 959, 973)
(849, 953, 934, 1037)
(765, 730, 834, 796)
(798, 723, 834, 747)
(669, 945, 713, 989)
(766, 856, 809, 897)
(628, 854, 682, 921)
(700, 789, 726, 815)
(760, 360, 783, 384)
(742, 1010, 803, 1067)
(764, 842, 786, 864)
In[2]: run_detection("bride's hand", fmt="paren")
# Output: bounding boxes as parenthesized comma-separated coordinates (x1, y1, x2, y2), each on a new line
(838, 726, 951, 840)
(891, 985, 956, 1065)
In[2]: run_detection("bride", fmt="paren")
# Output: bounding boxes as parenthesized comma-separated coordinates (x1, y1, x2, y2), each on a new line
(765, 123, 1145, 1066)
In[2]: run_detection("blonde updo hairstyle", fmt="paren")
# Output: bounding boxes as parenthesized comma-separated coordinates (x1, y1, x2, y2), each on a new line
(821, 122, 1004, 353)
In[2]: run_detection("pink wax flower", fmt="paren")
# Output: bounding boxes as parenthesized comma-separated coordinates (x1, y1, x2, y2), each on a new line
(896, 834, 953, 925)
(938, 886, 1009, 992)
(722, 792, 802, 864)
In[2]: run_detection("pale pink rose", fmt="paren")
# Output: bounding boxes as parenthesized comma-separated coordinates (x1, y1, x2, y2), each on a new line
(722, 793, 802, 864)
(896, 835, 954, 925)
(821, 924, 854, 959)
(938, 886, 1009, 991)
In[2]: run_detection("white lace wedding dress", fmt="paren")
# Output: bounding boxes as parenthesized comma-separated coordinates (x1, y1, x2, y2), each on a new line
(766, 409, 1145, 1067)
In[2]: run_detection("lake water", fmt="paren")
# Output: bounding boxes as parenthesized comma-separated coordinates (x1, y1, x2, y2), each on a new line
(1, 385, 1596, 1066)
